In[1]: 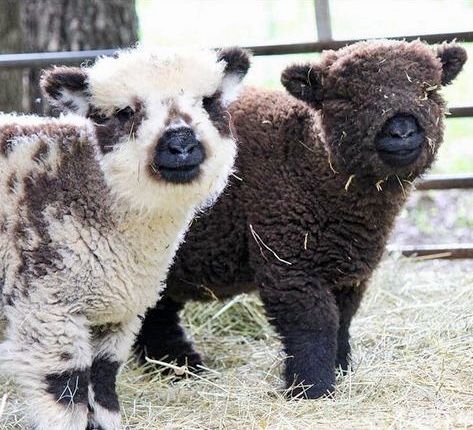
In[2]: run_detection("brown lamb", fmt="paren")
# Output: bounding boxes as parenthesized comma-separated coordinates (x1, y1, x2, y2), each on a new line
(136, 40, 467, 399)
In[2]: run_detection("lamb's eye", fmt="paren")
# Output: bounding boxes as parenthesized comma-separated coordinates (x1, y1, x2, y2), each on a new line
(115, 106, 134, 122)
(335, 90, 352, 101)
(203, 96, 213, 106)
(90, 111, 109, 125)
(202, 95, 218, 113)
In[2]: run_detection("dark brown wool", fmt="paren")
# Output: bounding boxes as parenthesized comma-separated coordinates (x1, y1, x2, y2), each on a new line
(89, 100, 147, 154)
(136, 40, 467, 399)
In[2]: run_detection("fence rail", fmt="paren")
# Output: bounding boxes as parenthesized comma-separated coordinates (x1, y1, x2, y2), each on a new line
(387, 243, 473, 259)
(448, 106, 473, 118)
(249, 31, 473, 56)
(416, 174, 473, 190)
(0, 31, 472, 69)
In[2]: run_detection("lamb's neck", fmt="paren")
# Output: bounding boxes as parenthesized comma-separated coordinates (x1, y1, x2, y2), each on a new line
(116, 206, 193, 260)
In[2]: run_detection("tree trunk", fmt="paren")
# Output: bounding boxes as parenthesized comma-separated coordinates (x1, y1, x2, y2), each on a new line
(0, 0, 23, 113)
(0, 0, 138, 114)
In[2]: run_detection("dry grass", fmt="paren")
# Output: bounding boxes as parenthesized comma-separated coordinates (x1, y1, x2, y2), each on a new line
(1, 256, 472, 429)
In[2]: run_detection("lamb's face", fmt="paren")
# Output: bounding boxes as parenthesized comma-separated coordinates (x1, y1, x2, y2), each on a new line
(41, 47, 250, 213)
(282, 40, 467, 180)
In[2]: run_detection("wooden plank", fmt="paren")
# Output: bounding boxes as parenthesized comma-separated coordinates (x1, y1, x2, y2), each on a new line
(387, 243, 473, 259)
(314, 0, 333, 42)
(416, 174, 473, 190)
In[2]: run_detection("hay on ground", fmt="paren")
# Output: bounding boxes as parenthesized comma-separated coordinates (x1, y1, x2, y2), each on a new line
(0, 257, 472, 429)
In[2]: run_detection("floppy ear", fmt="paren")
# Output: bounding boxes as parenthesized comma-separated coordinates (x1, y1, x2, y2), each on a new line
(436, 43, 467, 85)
(216, 47, 252, 107)
(40, 66, 90, 115)
(281, 63, 325, 108)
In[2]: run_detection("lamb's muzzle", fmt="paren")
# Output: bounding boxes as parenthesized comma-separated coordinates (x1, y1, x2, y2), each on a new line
(375, 114, 424, 167)
(155, 127, 205, 183)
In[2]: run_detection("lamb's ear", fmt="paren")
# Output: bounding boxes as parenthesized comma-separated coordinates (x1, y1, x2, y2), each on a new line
(40, 66, 90, 115)
(281, 63, 324, 108)
(217, 47, 252, 107)
(436, 43, 467, 85)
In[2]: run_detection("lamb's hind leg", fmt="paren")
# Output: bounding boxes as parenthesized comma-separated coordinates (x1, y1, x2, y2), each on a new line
(334, 282, 367, 372)
(2, 304, 92, 430)
(88, 317, 141, 430)
(135, 296, 203, 370)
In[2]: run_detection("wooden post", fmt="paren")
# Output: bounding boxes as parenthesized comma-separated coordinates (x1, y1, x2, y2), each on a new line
(314, 0, 333, 42)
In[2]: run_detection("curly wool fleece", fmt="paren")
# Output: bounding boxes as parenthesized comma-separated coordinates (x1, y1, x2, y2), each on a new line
(137, 40, 467, 399)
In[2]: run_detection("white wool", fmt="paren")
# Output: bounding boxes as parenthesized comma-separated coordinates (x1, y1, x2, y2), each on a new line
(220, 73, 245, 107)
(0, 112, 87, 127)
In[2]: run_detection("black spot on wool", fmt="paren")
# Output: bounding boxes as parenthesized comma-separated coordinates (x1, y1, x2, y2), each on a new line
(40, 67, 88, 101)
(45, 368, 90, 406)
(86, 425, 105, 430)
(90, 357, 120, 412)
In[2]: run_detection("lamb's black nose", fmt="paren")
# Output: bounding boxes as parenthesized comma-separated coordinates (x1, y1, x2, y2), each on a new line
(155, 127, 205, 184)
(385, 115, 418, 139)
(166, 128, 199, 156)
(375, 114, 424, 167)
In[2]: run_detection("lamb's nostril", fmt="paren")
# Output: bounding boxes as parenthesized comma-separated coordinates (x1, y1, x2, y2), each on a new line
(162, 127, 199, 156)
(384, 114, 419, 139)
(168, 140, 197, 156)
(168, 146, 182, 155)
(184, 141, 197, 154)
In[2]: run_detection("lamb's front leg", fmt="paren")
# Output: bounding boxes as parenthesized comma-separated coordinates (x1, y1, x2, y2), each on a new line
(88, 317, 141, 430)
(1, 304, 92, 430)
(256, 264, 339, 399)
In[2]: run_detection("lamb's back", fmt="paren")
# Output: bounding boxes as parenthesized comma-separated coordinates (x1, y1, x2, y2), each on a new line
(0, 114, 97, 208)
(0, 115, 112, 316)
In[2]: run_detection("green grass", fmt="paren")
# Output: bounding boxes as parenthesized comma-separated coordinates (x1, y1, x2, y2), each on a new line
(438, 118, 473, 174)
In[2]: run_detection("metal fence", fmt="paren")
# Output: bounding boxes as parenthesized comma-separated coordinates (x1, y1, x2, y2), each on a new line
(0, 1, 472, 259)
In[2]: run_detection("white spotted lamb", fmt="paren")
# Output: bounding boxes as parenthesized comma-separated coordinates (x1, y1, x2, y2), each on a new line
(0, 46, 250, 430)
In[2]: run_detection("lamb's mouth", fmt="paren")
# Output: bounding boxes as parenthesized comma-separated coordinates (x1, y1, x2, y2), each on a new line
(377, 144, 423, 167)
(156, 163, 201, 184)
